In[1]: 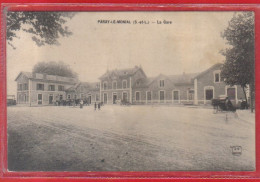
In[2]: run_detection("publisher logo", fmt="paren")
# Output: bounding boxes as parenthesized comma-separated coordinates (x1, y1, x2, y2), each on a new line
(230, 146, 242, 156)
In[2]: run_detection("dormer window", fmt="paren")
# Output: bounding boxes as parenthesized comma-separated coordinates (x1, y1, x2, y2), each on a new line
(159, 80, 164, 87)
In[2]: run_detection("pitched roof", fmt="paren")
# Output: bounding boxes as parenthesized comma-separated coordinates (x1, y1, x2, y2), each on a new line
(66, 86, 76, 92)
(99, 66, 143, 79)
(133, 77, 155, 88)
(193, 63, 223, 80)
(15, 71, 78, 83)
(69, 82, 99, 92)
(15, 72, 33, 81)
(168, 73, 199, 85)
(133, 73, 198, 88)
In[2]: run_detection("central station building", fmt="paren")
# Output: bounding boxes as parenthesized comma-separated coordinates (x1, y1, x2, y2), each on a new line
(15, 63, 246, 106)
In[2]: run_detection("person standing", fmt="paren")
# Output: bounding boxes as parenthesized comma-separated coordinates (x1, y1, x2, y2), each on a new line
(98, 102, 101, 110)
(80, 99, 83, 109)
(94, 102, 97, 111)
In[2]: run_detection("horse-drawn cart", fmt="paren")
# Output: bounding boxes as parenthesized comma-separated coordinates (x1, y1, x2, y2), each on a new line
(212, 96, 236, 114)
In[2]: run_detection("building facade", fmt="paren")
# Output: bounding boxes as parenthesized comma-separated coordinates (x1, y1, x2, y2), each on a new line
(15, 72, 77, 106)
(193, 63, 245, 105)
(15, 63, 246, 106)
(99, 66, 147, 104)
(66, 82, 100, 104)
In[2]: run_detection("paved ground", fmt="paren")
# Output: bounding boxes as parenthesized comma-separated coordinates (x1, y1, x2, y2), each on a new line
(7, 105, 255, 171)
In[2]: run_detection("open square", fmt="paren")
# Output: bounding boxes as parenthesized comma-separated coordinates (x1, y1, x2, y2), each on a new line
(7, 105, 255, 171)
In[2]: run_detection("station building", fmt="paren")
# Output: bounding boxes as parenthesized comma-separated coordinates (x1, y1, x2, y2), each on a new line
(15, 72, 77, 106)
(15, 63, 246, 106)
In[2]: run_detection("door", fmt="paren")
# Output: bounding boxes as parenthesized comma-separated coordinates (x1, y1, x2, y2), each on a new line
(38, 94, 42, 105)
(188, 89, 194, 100)
(159, 91, 164, 102)
(136, 92, 140, 102)
(147, 91, 151, 103)
(113, 93, 117, 104)
(88, 95, 92, 104)
(227, 88, 236, 100)
(173, 91, 179, 102)
(123, 92, 127, 102)
(49, 94, 53, 104)
(205, 89, 213, 100)
(104, 93, 107, 104)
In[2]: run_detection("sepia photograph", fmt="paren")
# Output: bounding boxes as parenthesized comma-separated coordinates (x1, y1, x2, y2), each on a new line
(6, 11, 255, 171)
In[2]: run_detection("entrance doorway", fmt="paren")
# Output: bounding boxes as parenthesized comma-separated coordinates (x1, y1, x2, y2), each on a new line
(123, 92, 127, 102)
(227, 87, 236, 100)
(159, 91, 165, 103)
(88, 95, 92, 104)
(104, 93, 107, 104)
(49, 94, 53, 104)
(38, 94, 42, 105)
(113, 93, 117, 104)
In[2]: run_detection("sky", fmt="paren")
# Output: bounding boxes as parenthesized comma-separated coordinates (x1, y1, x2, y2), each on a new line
(7, 11, 235, 95)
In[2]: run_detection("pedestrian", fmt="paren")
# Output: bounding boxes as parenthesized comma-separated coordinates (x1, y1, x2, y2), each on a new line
(94, 102, 97, 111)
(98, 102, 101, 110)
(80, 99, 83, 109)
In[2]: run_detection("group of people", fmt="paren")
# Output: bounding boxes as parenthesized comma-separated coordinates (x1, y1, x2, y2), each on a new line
(79, 99, 102, 110)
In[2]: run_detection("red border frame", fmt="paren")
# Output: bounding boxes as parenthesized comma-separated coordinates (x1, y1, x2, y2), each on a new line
(0, 2, 259, 181)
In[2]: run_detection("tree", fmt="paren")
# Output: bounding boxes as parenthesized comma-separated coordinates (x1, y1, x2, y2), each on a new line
(33, 61, 78, 79)
(221, 12, 255, 112)
(7, 11, 75, 48)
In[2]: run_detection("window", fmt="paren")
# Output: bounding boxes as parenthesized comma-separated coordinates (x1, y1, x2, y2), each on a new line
(214, 70, 223, 83)
(67, 94, 71, 99)
(147, 91, 152, 101)
(173, 91, 179, 100)
(58, 85, 64, 91)
(205, 89, 213, 100)
(37, 83, 44, 91)
(18, 84, 23, 91)
(113, 81, 117, 89)
(135, 92, 140, 101)
(215, 73, 220, 82)
(103, 82, 107, 90)
(48, 85, 55, 91)
(123, 80, 127, 89)
(159, 80, 164, 87)
(23, 83, 28, 90)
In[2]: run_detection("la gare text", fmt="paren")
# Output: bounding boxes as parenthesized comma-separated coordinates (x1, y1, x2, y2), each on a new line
(97, 20, 172, 25)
